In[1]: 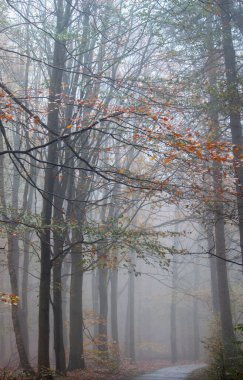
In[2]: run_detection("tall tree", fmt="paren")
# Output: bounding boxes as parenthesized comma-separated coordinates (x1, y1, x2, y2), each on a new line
(38, 0, 72, 372)
(219, 0, 243, 266)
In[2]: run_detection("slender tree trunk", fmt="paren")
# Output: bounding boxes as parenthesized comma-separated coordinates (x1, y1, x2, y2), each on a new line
(20, 234, 30, 357)
(206, 223, 220, 314)
(170, 257, 178, 364)
(219, 0, 243, 266)
(98, 252, 109, 353)
(68, 243, 85, 370)
(20, 158, 37, 359)
(62, 260, 70, 356)
(92, 268, 99, 345)
(38, 1, 71, 372)
(108, 182, 121, 355)
(52, 178, 68, 374)
(126, 257, 135, 363)
(110, 268, 119, 347)
(68, 172, 91, 370)
(8, 236, 33, 373)
(20, 5, 32, 357)
(206, 30, 236, 363)
(192, 260, 200, 361)
(0, 131, 33, 372)
(53, 253, 66, 374)
(211, 112, 235, 364)
(214, 203, 235, 361)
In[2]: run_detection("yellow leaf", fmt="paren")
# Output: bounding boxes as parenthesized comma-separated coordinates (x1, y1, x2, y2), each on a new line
(66, 124, 72, 129)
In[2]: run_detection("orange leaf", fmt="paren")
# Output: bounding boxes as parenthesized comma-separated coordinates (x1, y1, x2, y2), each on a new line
(164, 156, 174, 164)
(33, 116, 40, 125)
(196, 150, 203, 159)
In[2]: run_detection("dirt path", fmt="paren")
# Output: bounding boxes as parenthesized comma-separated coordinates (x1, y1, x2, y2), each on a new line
(134, 363, 206, 380)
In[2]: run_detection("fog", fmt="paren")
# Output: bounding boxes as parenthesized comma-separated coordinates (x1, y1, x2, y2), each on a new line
(0, 0, 242, 379)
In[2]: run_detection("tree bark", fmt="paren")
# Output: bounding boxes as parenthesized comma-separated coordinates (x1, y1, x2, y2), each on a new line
(53, 250, 66, 374)
(92, 268, 99, 345)
(68, 243, 85, 370)
(110, 268, 119, 347)
(219, 0, 243, 267)
(206, 27, 236, 362)
(170, 257, 178, 363)
(8, 236, 33, 373)
(0, 131, 33, 372)
(192, 260, 200, 361)
(214, 202, 235, 361)
(98, 249, 109, 353)
(38, 1, 72, 371)
(126, 257, 135, 363)
(206, 223, 220, 314)
(52, 170, 69, 374)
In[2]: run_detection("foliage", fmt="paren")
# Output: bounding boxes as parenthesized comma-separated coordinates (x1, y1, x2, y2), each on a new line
(203, 318, 243, 379)
(0, 368, 34, 380)
(0, 292, 19, 306)
(186, 367, 209, 380)
(85, 342, 120, 373)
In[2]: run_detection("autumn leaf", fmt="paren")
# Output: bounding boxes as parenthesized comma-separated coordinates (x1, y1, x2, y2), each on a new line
(66, 124, 73, 129)
(164, 156, 174, 164)
(0, 292, 20, 306)
(196, 150, 203, 159)
(4, 113, 14, 122)
(33, 115, 41, 125)
(173, 131, 182, 138)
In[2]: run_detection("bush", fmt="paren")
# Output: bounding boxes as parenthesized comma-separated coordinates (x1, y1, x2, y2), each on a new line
(203, 318, 243, 379)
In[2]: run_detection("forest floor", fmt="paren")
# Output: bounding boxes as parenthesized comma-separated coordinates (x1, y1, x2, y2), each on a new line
(57, 360, 172, 380)
(56, 360, 203, 380)
(0, 360, 204, 379)
(185, 367, 209, 380)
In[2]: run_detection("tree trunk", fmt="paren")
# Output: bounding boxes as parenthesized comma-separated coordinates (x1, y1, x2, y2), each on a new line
(0, 130, 33, 372)
(20, 8, 33, 358)
(192, 260, 200, 361)
(219, 0, 243, 267)
(8, 236, 33, 373)
(127, 258, 135, 363)
(20, 158, 37, 359)
(110, 268, 119, 347)
(38, 0, 71, 371)
(52, 177, 68, 374)
(170, 257, 178, 364)
(98, 256, 109, 353)
(206, 223, 220, 314)
(206, 29, 236, 363)
(62, 260, 70, 356)
(53, 255, 66, 374)
(214, 205, 235, 361)
(68, 244, 85, 370)
(92, 268, 99, 345)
